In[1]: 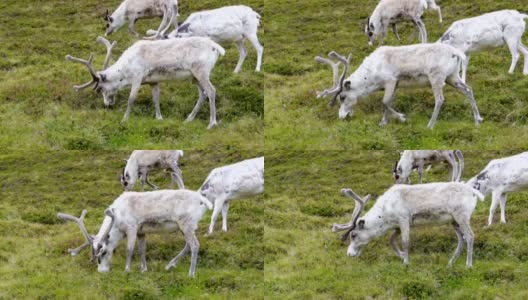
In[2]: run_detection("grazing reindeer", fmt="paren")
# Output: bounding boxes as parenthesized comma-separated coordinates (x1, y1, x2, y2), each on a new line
(159, 5, 263, 73)
(200, 157, 264, 235)
(66, 36, 225, 128)
(332, 183, 484, 268)
(105, 0, 179, 39)
(57, 189, 212, 275)
(121, 150, 185, 191)
(439, 10, 528, 82)
(315, 45, 483, 129)
(365, 0, 442, 45)
(467, 151, 528, 226)
(393, 150, 464, 184)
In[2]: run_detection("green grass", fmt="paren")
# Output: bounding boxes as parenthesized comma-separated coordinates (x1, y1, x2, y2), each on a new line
(0, 151, 263, 299)
(0, 0, 263, 150)
(264, 150, 528, 298)
(265, 0, 528, 149)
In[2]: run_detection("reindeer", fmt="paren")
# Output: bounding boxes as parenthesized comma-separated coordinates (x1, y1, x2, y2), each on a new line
(156, 5, 263, 73)
(393, 150, 464, 184)
(365, 0, 442, 45)
(439, 10, 528, 83)
(120, 150, 185, 191)
(200, 157, 264, 235)
(467, 151, 528, 226)
(57, 189, 212, 275)
(104, 0, 179, 39)
(332, 183, 484, 268)
(66, 36, 224, 128)
(315, 45, 483, 129)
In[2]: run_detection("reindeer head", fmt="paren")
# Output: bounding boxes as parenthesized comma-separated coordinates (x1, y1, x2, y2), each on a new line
(90, 208, 118, 273)
(331, 188, 372, 257)
(364, 16, 379, 46)
(66, 37, 117, 106)
(314, 51, 354, 118)
(393, 154, 413, 184)
(104, 10, 118, 36)
(57, 208, 118, 273)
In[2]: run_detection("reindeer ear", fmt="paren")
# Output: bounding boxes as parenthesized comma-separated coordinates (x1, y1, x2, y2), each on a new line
(358, 219, 365, 229)
(100, 74, 107, 82)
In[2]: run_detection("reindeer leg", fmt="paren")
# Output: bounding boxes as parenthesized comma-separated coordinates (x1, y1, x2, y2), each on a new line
(185, 83, 206, 123)
(457, 218, 474, 268)
(426, 76, 446, 129)
(124, 227, 138, 273)
(389, 229, 404, 258)
(399, 219, 410, 265)
(499, 193, 507, 224)
(221, 201, 230, 232)
(392, 23, 400, 41)
(448, 223, 464, 266)
(166, 242, 190, 271)
(186, 232, 200, 277)
(152, 12, 170, 38)
(246, 33, 263, 72)
(128, 18, 140, 37)
(122, 80, 142, 122)
(169, 161, 185, 189)
(151, 83, 163, 120)
(193, 71, 217, 129)
(145, 174, 158, 190)
(417, 164, 424, 183)
(447, 78, 483, 125)
(233, 40, 247, 73)
(138, 233, 147, 272)
(207, 196, 224, 235)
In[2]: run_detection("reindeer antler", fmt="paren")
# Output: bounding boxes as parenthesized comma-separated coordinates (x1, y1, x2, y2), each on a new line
(315, 51, 352, 106)
(96, 36, 116, 70)
(331, 188, 371, 241)
(57, 210, 95, 260)
(66, 37, 117, 91)
(65, 54, 99, 91)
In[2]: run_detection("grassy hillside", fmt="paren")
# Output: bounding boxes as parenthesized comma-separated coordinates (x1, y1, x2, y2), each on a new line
(265, 0, 528, 149)
(265, 151, 528, 299)
(0, 0, 263, 150)
(0, 151, 263, 299)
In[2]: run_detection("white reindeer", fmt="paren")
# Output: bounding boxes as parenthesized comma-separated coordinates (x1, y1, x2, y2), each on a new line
(199, 156, 264, 235)
(439, 10, 528, 83)
(332, 183, 484, 268)
(105, 0, 179, 39)
(66, 36, 224, 129)
(158, 5, 263, 73)
(120, 150, 185, 191)
(315, 45, 483, 129)
(365, 0, 442, 45)
(393, 150, 464, 184)
(57, 189, 212, 275)
(467, 151, 528, 227)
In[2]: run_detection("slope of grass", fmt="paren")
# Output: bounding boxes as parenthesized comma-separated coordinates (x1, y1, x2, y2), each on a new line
(265, 151, 528, 298)
(265, 0, 528, 149)
(0, 151, 263, 299)
(0, 0, 263, 150)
